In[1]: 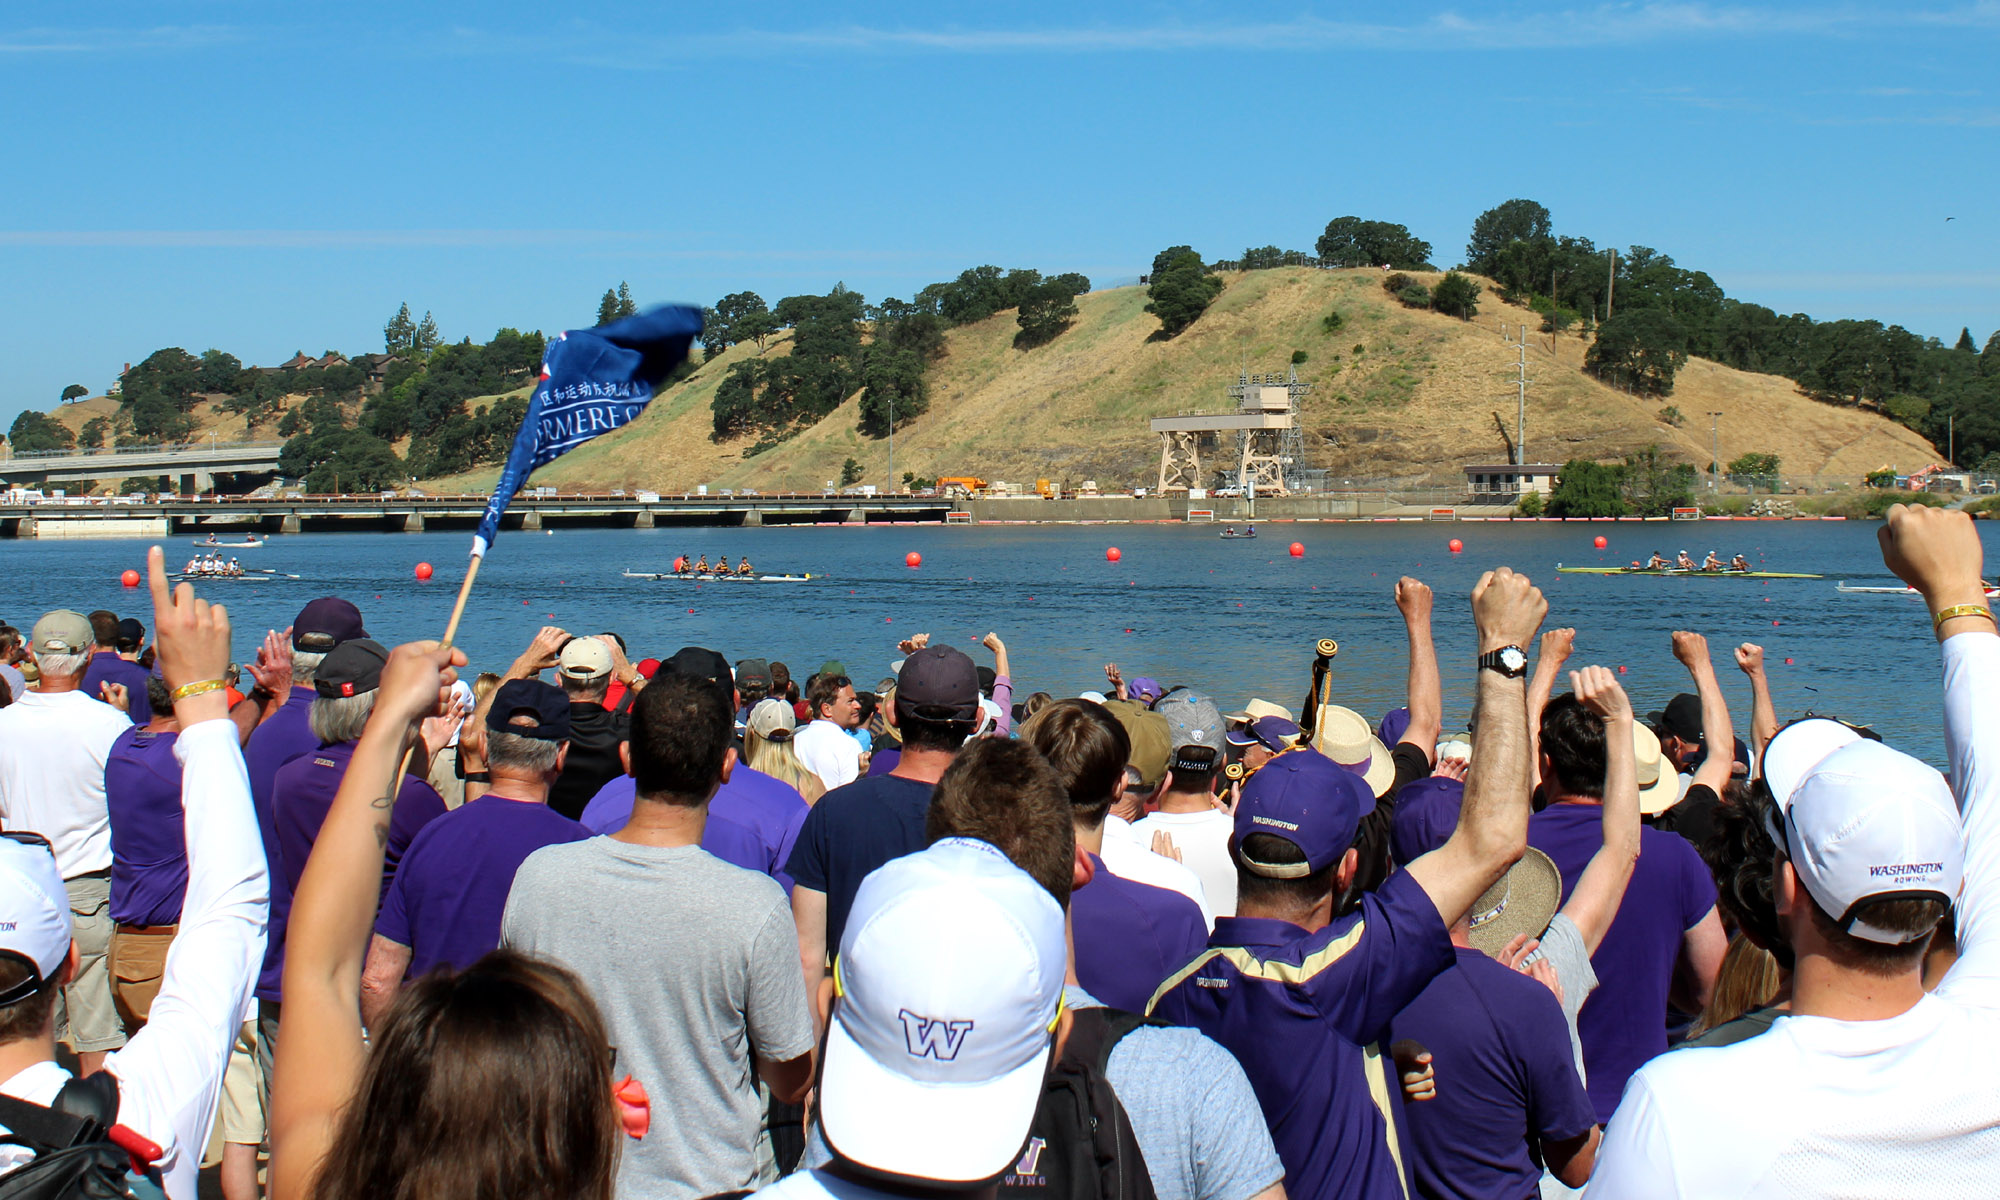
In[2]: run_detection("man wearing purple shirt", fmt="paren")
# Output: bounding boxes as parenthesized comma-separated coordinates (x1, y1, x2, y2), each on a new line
(81, 612, 152, 725)
(104, 672, 186, 1025)
(1020, 698, 1207, 1013)
(359, 679, 587, 1027)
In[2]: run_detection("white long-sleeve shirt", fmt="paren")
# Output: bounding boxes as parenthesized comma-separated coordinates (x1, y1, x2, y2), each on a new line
(1589, 630, 2000, 1198)
(0, 718, 268, 1199)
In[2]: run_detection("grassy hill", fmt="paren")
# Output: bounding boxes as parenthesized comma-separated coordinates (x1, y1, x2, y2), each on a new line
(428, 267, 1938, 494)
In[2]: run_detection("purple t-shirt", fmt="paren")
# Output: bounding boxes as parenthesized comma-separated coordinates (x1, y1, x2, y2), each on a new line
(1072, 852, 1208, 1014)
(578, 766, 809, 888)
(104, 727, 185, 927)
(375, 795, 587, 978)
(864, 747, 902, 779)
(267, 740, 446, 1001)
(82, 653, 151, 725)
(1528, 802, 1718, 1122)
(1390, 947, 1597, 1199)
(245, 686, 319, 1001)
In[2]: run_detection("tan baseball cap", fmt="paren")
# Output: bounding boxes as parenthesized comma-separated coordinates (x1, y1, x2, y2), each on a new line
(30, 611, 92, 656)
(558, 637, 613, 682)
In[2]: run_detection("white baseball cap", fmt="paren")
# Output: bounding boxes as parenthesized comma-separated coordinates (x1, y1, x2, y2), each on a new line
(821, 838, 1066, 1185)
(1763, 719, 1962, 945)
(0, 834, 73, 1002)
(557, 637, 613, 682)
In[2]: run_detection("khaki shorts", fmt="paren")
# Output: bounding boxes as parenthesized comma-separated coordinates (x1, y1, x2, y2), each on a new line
(107, 924, 175, 1030)
(220, 1022, 263, 1145)
(57, 872, 126, 1054)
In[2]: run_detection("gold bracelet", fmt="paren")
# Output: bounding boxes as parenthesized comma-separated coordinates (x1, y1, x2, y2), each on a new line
(1932, 604, 1996, 629)
(169, 678, 228, 702)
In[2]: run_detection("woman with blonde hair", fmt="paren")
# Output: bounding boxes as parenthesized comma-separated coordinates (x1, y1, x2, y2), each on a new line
(742, 697, 827, 803)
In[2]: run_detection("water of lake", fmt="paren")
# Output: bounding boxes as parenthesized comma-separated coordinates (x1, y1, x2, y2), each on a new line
(5, 518, 1988, 764)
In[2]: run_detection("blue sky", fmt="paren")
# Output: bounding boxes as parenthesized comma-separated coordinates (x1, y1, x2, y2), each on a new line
(3, 2, 1996, 428)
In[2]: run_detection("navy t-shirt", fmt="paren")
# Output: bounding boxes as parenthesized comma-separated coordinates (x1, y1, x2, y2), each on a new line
(1529, 801, 1718, 1121)
(82, 653, 151, 724)
(784, 773, 936, 954)
(1390, 947, 1597, 1199)
(375, 795, 587, 977)
(1072, 852, 1209, 1014)
(104, 727, 185, 927)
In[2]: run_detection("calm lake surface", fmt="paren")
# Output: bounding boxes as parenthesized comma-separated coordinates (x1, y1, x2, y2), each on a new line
(4, 518, 1987, 764)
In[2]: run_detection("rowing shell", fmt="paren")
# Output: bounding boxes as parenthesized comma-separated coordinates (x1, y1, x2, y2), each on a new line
(1219, 532, 1258, 539)
(1556, 566, 1823, 579)
(170, 569, 300, 582)
(191, 539, 264, 548)
(622, 569, 813, 582)
(1837, 582, 2000, 597)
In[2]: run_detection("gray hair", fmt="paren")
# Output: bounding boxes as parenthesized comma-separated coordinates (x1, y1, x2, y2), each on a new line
(291, 649, 327, 688)
(32, 650, 89, 681)
(309, 690, 375, 745)
(145, 675, 173, 715)
(487, 722, 564, 775)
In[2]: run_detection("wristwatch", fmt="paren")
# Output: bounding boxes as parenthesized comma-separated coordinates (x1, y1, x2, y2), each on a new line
(1478, 646, 1529, 678)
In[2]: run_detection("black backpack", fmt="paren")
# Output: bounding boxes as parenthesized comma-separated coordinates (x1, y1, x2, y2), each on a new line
(999, 1007, 1160, 1200)
(0, 1072, 164, 1199)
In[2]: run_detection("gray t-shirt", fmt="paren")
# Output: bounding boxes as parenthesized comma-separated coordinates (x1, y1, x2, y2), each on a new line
(799, 985, 1283, 1200)
(1536, 913, 1597, 1084)
(504, 837, 815, 1200)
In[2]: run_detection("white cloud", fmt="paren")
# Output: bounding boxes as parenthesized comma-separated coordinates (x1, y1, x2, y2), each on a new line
(0, 25, 242, 54)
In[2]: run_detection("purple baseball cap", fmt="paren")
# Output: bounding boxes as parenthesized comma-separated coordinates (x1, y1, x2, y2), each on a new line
(1233, 749, 1369, 877)
(1128, 677, 1165, 706)
(1377, 707, 1411, 748)
(1389, 776, 1465, 867)
(292, 597, 367, 652)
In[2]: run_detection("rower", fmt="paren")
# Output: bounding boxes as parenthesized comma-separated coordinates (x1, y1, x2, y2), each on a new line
(1246, 524, 1256, 535)
(1646, 551, 1670, 570)
(1730, 554, 1750, 572)
(1676, 549, 1697, 571)
(1224, 526, 1236, 536)
(736, 559, 754, 577)
(1702, 549, 1724, 572)
(717, 556, 731, 575)
(694, 555, 710, 574)
(228, 557, 242, 577)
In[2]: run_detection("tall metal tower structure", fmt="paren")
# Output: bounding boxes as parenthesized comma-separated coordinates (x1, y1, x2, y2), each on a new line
(1151, 367, 1313, 494)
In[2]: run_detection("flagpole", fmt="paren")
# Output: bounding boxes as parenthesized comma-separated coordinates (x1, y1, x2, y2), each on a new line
(394, 552, 485, 789)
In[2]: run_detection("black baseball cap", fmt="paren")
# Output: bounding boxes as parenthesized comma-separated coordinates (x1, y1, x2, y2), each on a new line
(115, 618, 144, 651)
(895, 646, 980, 722)
(662, 646, 733, 700)
(313, 639, 388, 698)
(735, 658, 773, 691)
(486, 679, 571, 742)
(293, 597, 367, 652)
(1652, 694, 1703, 743)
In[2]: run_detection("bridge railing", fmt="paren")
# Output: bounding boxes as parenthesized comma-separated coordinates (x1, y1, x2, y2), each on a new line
(3, 440, 287, 462)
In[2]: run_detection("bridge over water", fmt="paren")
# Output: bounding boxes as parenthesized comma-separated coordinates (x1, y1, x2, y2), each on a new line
(0, 441, 285, 490)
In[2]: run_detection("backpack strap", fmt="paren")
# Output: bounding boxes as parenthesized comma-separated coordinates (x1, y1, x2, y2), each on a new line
(51, 1073, 119, 1132)
(1062, 1006, 1168, 1076)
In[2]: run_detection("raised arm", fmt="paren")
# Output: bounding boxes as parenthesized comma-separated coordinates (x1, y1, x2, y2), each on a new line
(1559, 666, 1641, 955)
(503, 626, 568, 683)
(1395, 578, 1441, 762)
(1733, 643, 1778, 771)
(1405, 568, 1545, 927)
(228, 627, 294, 746)
(1671, 631, 1736, 795)
(1527, 628, 1575, 791)
(983, 633, 1013, 737)
(269, 641, 463, 1200)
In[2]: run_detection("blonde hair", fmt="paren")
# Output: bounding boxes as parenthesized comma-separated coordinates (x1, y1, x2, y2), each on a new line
(1689, 933, 1782, 1038)
(744, 728, 826, 804)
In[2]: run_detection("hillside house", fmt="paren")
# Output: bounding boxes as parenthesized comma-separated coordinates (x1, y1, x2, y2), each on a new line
(1462, 463, 1562, 499)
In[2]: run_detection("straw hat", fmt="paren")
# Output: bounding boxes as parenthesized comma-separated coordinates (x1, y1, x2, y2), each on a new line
(1226, 697, 1293, 725)
(1633, 722, 1681, 815)
(1311, 704, 1395, 800)
(1466, 847, 1563, 956)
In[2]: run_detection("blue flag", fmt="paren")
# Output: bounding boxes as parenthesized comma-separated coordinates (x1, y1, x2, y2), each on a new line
(472, 304, 703, 556)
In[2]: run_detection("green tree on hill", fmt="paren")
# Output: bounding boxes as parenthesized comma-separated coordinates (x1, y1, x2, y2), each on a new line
(1957, 327, 1978, 353)
(60, 384, 88, 403)
(385, 303, 417, 355)
(7, 411, 74, 453)
(1728, 452, 1781, 492)
(1431, 272, 1482, 319)
(1314, 217, 1432, 269)
(1586, 309, 1689, 395)
(78, 417, 108, 449)
(596, 283, 637, 327)
(1546, 460, 1626, 518)
(1015, 273, 1090, 349)
(703, 291, 778, 360)
(1466, 199, 1553, 275)
(1145, 248, 1223, 339)
(1622, 445, 1698, 516)
(840, 457, 863, 486)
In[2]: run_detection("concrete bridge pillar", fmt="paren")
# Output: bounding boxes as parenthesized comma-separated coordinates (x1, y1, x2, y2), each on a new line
(843, 507, 867, 525)
(521, 510, 543, 531)
(741, 507, 763, 527)
(280, 514, 302, 535)
(634, 510, 655, 530)
(403, 512, 425, 532)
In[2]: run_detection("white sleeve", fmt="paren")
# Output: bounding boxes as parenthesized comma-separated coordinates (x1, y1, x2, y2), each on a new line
(1939, 631, 2000, 1003)
(103, 718, 269, 1200)
(1585, 1072, 1681, 1199)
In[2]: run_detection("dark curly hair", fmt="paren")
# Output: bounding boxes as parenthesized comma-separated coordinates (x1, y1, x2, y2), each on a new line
(1699, 780, 1792, 969)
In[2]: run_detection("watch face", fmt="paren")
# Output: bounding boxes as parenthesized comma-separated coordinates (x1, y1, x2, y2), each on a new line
(1500, 647, 1528, 673)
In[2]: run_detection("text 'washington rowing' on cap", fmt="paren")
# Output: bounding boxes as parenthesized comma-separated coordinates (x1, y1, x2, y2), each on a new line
(821, 838, 1066, 1186)
(1234, 749, 1369, 877)
(486, 679, 571, 742)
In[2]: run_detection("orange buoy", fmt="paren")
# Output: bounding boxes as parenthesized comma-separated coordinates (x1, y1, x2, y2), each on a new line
(1593, 535, 1608, 549)
(1289, 542, 1304, 558)
(1106, 547, 1122, 562)
(1448, 539, 1463, 553)
(905, 552, 922, 568)
(119, 569, 140, 588)
(415, 562, 434, 580)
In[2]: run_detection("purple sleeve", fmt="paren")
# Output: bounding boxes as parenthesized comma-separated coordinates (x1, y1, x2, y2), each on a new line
(1518, 981, 1598, 1144)
(1674, 834, 1719, 930)
(1306, 869, 1455, 1042)
(992, 675, 1013, 737)
(772, 804, 809, 893)
(374, 864, 413, 946)
(382, 778, 447, 899)
(578, 775, 636, 835)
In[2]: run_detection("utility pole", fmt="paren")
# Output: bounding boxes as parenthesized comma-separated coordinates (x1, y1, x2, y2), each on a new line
(1707, 411, 1722, 491)
(1516, 343, 1530, 466)
(1605, 249, 1616, 322)
(888, 392, 895, 493)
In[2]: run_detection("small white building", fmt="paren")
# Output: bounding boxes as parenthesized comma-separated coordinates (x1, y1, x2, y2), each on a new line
(1462, 463, 1563, 498)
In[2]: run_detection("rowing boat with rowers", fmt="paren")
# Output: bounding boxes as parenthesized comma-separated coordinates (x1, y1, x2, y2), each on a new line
(169, 568, 300, 582)
(1837, 582, 2000, 597)
(191, 537, 265, 548)
(1556, 565, 1824, 579)
(622, 569, 814, 583)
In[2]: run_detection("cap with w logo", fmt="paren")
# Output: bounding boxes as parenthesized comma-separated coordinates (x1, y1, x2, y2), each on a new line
(821, 837, 1066, 1186)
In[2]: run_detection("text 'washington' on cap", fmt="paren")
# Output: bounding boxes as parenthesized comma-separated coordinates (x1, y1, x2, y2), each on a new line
(821, 838, 1066, 1186)
(0, 835, 72, 1004)
(486, 679, 572, 742)
(1764, 722, 1963, 944)
(1158, 689, 1226, 755)
(558, 637, 613, 682)
(1234, 749, 1369, 878)
(292, 597, 367, 652)
(748, 697, 797, 741)
(30, 611, 92, 656)
(894, 646, 980, 723)
(313, 639, 389, 699)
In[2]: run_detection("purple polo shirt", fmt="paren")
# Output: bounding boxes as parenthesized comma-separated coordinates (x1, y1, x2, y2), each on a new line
(578, 766, 809, 888)
(82, 653, 151, 725)
(104, 727, 185, 927)
(375, 795, 587, 977)
(1528, 801, 1718, 1122)
(245, 686, 320, 1002)
(1072, 853, 1208, 1014)
(864, 747, 902, 778)
(1389, 947, 1597, 1199)
(267, 740, 446, 1001)
(1148, 869, 1454, 1200)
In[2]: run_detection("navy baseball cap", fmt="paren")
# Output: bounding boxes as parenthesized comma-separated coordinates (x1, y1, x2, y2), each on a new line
(115, 618, 145, 650)
(292, 597, 367, 652)
(1233, 749, 1369, 878)
(896, 646, 980, 722)
(1390, 776, 1466, 867)
(313, 638, 388, 698)
(486, 679, 571, 742)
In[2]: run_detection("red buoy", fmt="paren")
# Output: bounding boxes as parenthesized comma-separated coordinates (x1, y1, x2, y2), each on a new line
(1106, 547, 1122, 563)
(1448, 538, 1463, 553)
(415, 562, 434, 580)
(1593, 535, 1608, 549)
(1289, 542, 1305, 558)
(119, 569, 139, 588)
(905, 552, 922, 569)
